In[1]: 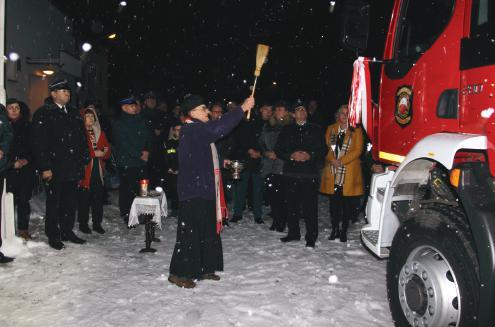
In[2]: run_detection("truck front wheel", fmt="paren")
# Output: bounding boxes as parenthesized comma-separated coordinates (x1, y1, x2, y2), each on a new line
(387, 205, 479, 327)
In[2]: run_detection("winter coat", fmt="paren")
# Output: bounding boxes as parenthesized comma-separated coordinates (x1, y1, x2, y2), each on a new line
(111, 112, 153, 168)
(274, 122, 326, 179)
(7, 119, 31, 167)
(232, 118, 265, 173)
(0, 112, 13, 173)
(31, 103, 89, 182)
(178, 107, 244, 201)
(259, 114, 293, 176)
(79, 108, 111, 189)
(320, 123, 364, 196)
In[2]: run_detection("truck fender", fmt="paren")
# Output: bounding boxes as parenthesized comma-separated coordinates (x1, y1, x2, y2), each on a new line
(393, 133, 487, 180)
(379, 133, 487, 246)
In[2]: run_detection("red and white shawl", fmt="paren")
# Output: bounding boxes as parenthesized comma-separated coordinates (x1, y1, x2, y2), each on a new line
(211, 143, 228, 234)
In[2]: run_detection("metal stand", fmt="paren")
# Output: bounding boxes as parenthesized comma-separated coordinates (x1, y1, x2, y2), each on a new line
(139, 213, 157, 253)
(151, 225, 161, 243)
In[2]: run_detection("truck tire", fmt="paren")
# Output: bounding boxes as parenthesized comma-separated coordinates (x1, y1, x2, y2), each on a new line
(387, 204, 479, 327)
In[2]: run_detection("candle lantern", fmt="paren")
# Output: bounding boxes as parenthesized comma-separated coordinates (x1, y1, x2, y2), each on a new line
(139, 179, 149, 196)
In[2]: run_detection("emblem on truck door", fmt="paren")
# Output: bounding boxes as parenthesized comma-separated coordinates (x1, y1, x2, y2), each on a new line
(395, 85, 413, 127)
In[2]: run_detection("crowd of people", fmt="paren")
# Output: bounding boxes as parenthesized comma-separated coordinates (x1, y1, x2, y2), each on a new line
(0, 79, 367, 291)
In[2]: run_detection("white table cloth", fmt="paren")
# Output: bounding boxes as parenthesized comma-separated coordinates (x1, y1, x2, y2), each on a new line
(128, 192, 167, 229)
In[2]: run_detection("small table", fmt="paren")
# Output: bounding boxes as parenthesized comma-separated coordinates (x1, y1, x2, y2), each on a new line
(128, 192, 167, 253)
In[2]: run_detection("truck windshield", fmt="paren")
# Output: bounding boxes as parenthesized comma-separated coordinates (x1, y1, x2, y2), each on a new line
(396, 0, 455, 62)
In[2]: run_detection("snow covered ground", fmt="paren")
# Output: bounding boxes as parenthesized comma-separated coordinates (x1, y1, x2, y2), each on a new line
(0, 192, 394, 327)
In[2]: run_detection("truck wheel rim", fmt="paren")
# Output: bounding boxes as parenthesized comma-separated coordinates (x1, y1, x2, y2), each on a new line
(398, 245, 460, 327)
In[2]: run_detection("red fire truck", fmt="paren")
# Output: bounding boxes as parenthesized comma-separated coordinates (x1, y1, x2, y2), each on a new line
(341, 0, 494, 326)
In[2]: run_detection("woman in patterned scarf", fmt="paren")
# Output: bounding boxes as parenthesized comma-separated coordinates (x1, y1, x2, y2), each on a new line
(320, 105, 364, 242)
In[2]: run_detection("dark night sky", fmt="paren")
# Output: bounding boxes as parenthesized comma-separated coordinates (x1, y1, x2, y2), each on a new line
(51, 0, 392, 115)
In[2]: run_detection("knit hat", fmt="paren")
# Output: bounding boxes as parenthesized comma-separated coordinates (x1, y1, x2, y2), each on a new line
(49, 80, 71, 92)
(181, 94, 204, 115)
(6, 98, 19, 106)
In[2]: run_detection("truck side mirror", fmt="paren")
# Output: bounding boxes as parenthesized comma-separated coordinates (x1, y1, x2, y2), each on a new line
(341, 0, 371, 53)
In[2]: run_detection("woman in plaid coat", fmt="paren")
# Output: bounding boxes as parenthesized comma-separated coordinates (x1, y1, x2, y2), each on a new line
(320, 105, 364, 242)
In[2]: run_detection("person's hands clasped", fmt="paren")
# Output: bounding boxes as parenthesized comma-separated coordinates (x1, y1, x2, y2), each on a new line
(140, 150, 149, 162)
(14, 158, 29, 169)
(248, 149, 261, 159)
(291, 151, 310, 162)
(42, 170, 53, 181)
(331, 159, 342, 169)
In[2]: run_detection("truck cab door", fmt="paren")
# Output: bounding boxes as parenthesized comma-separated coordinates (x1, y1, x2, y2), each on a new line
(378, 0, 462, 164)
(460, 0, 495, 133)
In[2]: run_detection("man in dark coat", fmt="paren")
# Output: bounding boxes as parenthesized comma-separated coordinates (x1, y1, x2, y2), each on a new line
(31, 80, 89, 250)
(5, 99, 35, 241)
(230, 105, 268, 224)
(112, 97, 153, 223)
(0, 106, 14, 263)
(259, 102, 291, 231)
(275, 101, 326, 248)
(168, 94, 255, 289)
(141, 92, 168, 188)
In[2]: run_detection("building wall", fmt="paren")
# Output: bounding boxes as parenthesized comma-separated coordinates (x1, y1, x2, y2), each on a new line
(5, 0, 76, 112)
(5, 0, 109, 115)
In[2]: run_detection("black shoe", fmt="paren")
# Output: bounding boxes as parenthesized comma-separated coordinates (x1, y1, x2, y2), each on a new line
(280, 235, 300, 243)
(48, 239, 65, 250)
(276, 223, 286, 233)
(201, 273, 221, 281)
(305, 241, 315, 248)
(269, 223, 276, 231)
(93, 224, 105, 234)
(340, 232, 348, 243)
(79, 224, 92, 234)
(0, 252, 14, 263)
(230, 215, 242, 223)
(328, 228, 340, 240)
(62, 232, 86, 244)
(254, 217, 264, 224)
